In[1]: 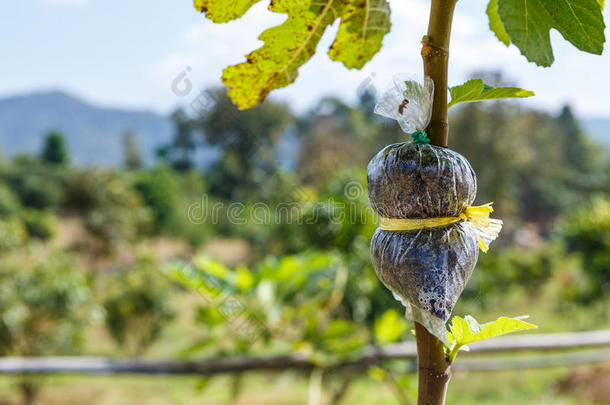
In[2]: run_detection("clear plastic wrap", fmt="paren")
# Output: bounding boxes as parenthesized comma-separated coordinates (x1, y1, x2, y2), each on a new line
(367, 143, 477, 219)
(368, 143, 480, 345)
(368, 75, 501, 344)
(374, 74, 434, 134)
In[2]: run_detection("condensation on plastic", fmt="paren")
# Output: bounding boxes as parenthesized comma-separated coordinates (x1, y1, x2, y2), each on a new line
(371, 225, 479, 345)
(367, 142, 479, 344)
(374, 74, 434, 134)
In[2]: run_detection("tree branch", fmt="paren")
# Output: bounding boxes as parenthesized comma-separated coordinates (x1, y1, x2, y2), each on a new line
(416, 0, 459, 403)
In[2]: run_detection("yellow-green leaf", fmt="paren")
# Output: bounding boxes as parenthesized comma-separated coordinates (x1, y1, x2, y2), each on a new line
(222, 0, 343, 109)
(448, 79, 534, 109)
(448, 315, 537, 348)
(487, 0, 510, 46)
(193, 0, 260, 23)
(196, 0, 391, 109)
(497, 0, 606, 67)
(328, 0, 391, 69)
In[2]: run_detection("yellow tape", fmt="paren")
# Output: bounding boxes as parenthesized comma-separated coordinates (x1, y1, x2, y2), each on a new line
(379, 203, 502, 253)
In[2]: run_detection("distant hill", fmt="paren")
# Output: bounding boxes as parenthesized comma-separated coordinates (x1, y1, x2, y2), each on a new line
(0, 91, 607, 167)
(0, 91, 173, 166)
(582, 118, 610, 148)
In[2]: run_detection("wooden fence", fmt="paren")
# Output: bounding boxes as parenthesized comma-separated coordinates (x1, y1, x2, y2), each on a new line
(1, 330, 609, 376)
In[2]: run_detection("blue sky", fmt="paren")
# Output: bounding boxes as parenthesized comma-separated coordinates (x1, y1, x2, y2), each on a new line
(3, 0, 609, 117)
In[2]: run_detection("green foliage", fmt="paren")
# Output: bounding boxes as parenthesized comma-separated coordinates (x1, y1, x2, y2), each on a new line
(159, 109, 197, 172)
(450, 101, 605, 229)
(2, 158, 65, 209)
(0, 182, 20, 217)
(194, 0, 390, 108)
(491, 0, 606, 67)
(562, 195, 610, 300)
(41, 131, 70, 166)
(20, 210, 56, 240)
(65, 170, 151, 248)
(462, 244, 562, 306)
(192, 89, 293, 199)
(448, 79, 534, 108)
(135, 166, 180, 232)
(165, 251, 387, 361)
(446, 315, 536, 362)
(193, 0, 259, 22)
(0, 249, 94, 356)
(193, 0, 606, 108)
(103, 256, 175, 355)
(0, 218, 27, 252)
(19, 174, 64, 209)
(374, 309, 408, 344)
(486, 0, 510, 46)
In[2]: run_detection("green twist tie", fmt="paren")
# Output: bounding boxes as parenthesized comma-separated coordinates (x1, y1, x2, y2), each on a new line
(411, 130, 430, 145)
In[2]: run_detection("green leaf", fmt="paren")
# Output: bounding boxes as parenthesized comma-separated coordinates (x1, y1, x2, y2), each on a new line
(328, 0, 391, 69)
(195, 0, 390, 109)
(374, 309, 407, 344)
(193, 0, 260, 23)
(496, 0, 606, 67)
(447, 315, 537, 348)
(487, 0, 510, 46)
(448, 79, 534, 109)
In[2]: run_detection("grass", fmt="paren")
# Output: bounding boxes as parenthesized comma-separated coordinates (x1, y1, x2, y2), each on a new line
(0, 366, 601, 405)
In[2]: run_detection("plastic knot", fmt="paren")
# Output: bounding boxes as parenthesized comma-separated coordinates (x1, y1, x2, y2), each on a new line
(411, 130, 430, 145)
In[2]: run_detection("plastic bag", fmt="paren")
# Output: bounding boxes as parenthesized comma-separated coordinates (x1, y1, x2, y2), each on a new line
(368, 75, 501, 344)
(374, 74, 434, 134)
(368, 143, 479, 345)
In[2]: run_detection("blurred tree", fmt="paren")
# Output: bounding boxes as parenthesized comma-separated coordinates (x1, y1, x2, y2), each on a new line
(134, 166, 179, 232)
(2, 157, 64, 210)
(297, 96, 402, 187)
(0, 182, 20, 217)
(103, 256, 175, 356)
(41, 131, 69, 166)
(449, 101, 605, 238)
(122, 130, 142, 170)
(20, 210, 55, 240)
(64, 169, 151, 250)
(192, 89, 293, 200)
(158, 109, 197, 172)
(562, 195, 610, 300)
(0, 249, 94, 405)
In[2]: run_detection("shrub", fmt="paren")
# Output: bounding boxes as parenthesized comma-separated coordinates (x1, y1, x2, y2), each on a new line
(65, 169, 151, 248)
(562, 195, 610, 300)
(134, 166, 180, 232)
(102, 256, 175, 356)
(0, 182, 20, 217)
(0, 218, 27, 251)
(0, 249, 94, 404)
(40, 132, 70, 166)
(21, 210, 56, 240)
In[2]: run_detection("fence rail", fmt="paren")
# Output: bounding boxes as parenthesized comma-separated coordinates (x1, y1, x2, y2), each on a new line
(1, 330, 609, 376)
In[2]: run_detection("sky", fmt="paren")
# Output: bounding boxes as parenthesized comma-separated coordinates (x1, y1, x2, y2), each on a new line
(2, 0, 609, 118)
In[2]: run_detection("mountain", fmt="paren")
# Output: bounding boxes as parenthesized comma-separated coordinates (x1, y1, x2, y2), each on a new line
(582, 118, 610, 148)
(0, 91, 173, 166)
(0, 90, 607, 167)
